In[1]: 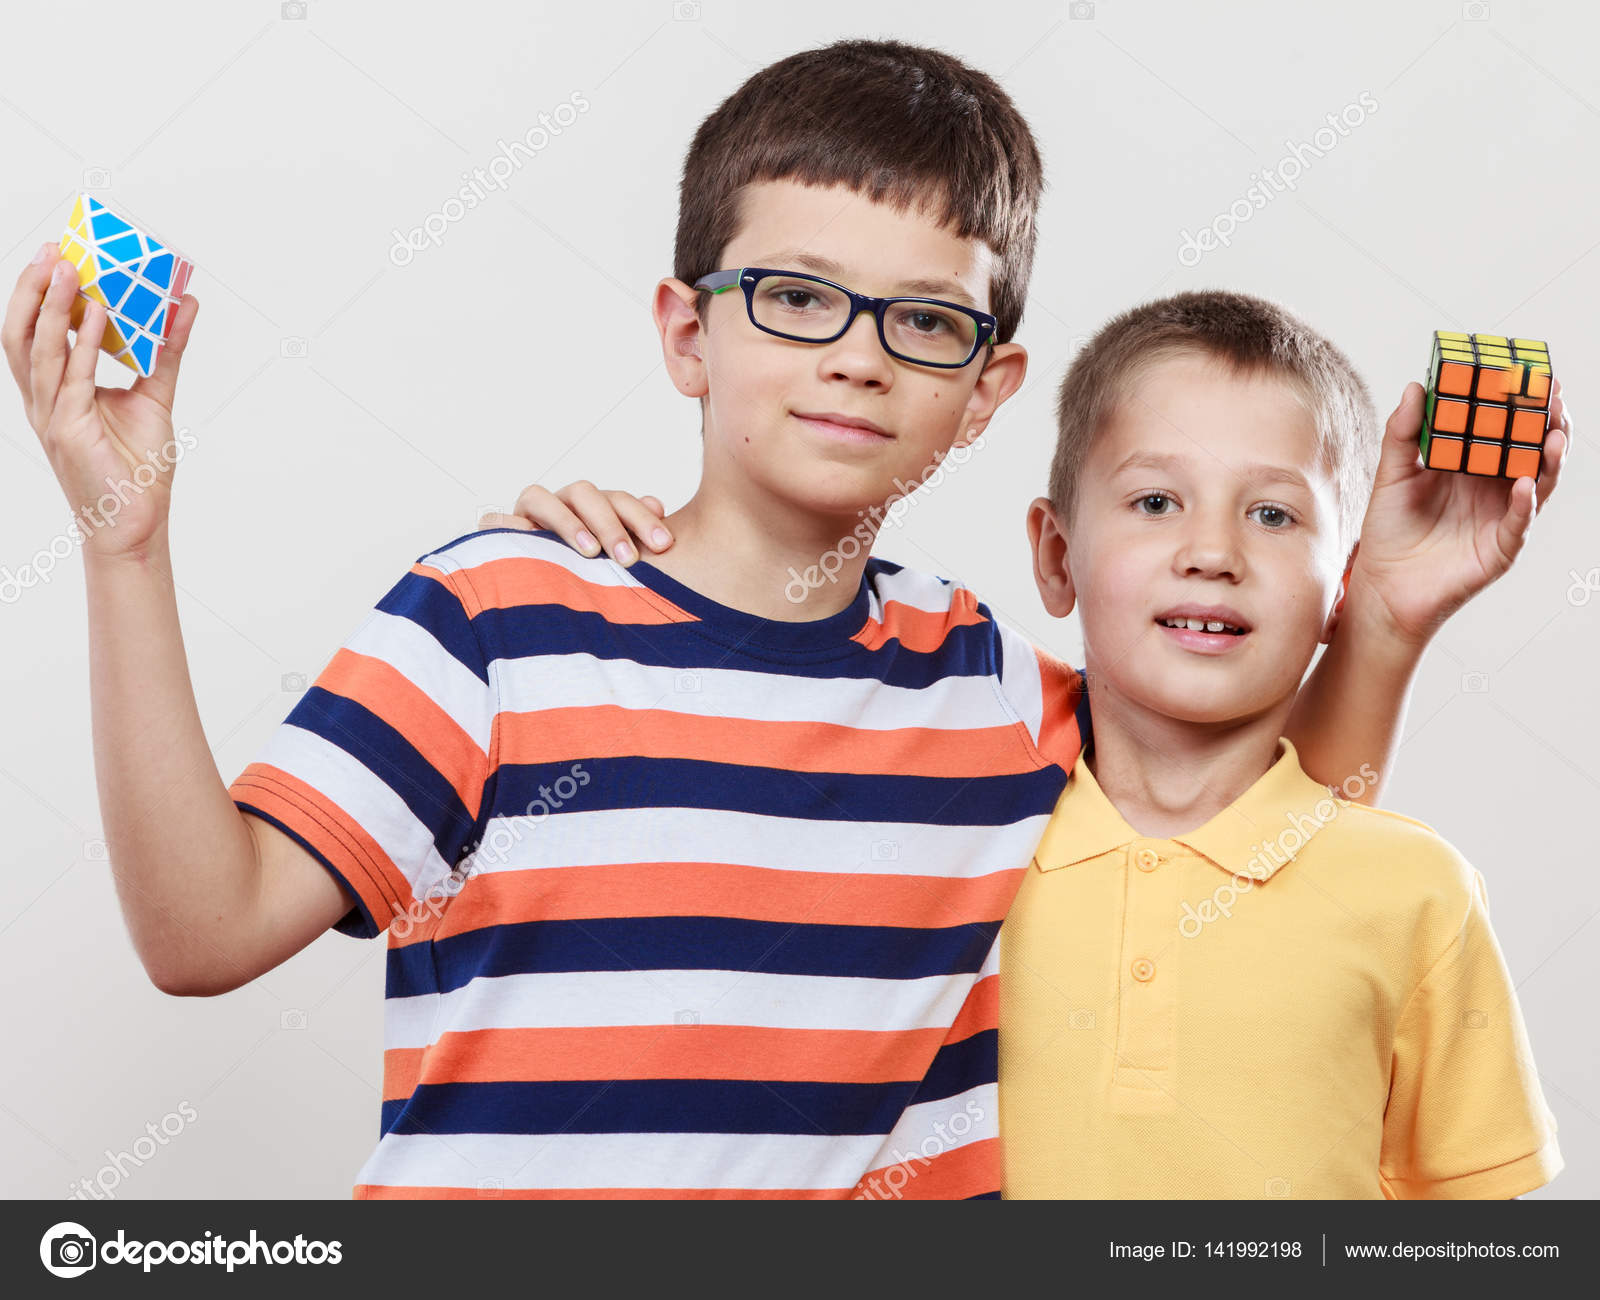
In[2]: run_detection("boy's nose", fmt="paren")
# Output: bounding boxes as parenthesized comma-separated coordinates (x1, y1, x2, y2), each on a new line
(1175, 525, 1243, 580)
(819, 312, 894, 384)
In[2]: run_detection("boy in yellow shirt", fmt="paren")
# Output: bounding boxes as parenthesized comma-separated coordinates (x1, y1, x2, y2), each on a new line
(1004, 289, 1561, 1198)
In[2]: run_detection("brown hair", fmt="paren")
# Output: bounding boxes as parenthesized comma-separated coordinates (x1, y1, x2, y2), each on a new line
(1048, 290, 1380, 551)
(674, 39, 1044, 343)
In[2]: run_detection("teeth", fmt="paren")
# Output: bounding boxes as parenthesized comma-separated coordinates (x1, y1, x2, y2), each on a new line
(1205, 621, 1224, 632)
(1186, 618, 1205, 631)
(1161, 616, 1242, 634)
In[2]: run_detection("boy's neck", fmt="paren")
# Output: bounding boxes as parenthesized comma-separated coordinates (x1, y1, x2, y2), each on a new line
(1084, 684, 1294, 840)
(646, 489, 875, 623)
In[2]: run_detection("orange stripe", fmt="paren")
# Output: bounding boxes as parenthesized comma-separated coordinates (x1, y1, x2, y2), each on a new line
(856, 1136, 1000, 1200)
(1034, 647, 1085, 770)
(356, 1183, 852, 1199)
(417, 861, 1026, 942)
(420, 555, 696, 626)
(947, 973, 999, 1044)
(853, 587, 987, 653)
(231, 766, 403, 928)
(315, 648, 486, 817)
(496, 705, 1029, 777)
(382, 1024, 951, 1099)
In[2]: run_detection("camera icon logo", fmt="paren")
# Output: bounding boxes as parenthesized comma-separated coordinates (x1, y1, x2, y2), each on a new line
(1462, 1008, 1489, 1029)
(281, 672, 308, 692)
(1460, 671, 1490, 694)
(476, 1176, 504, 1197)
(673, 1, 701, 19)
(280, 336, 308, 359)
(280, 1008, 309, 1030)
(282, 1, 309, 18)
(674, 1010, 700, 1027)
(870, 839, 899, 861)
(1067, 1008, 1096, 1030)
(82, 167, 111, 189)
(674, 670, 702, 694)
(1069, 0, 1095, 17)
(40, 1222, 97, 1278)
(84, 839, 108, 861)
(1265, 1177, 1292, 1198)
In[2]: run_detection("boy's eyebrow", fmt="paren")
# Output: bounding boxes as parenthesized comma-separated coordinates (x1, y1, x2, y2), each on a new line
(1112, 450, 1313, 492)
(754, 251, 978, 306)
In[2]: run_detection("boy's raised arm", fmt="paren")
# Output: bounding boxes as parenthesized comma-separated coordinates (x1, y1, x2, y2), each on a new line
(1287, 381, 1571, 805)
(4, 245, 352, 995)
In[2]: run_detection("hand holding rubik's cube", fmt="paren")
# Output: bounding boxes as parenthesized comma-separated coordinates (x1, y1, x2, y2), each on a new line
(1419, 331, 1553, 480)
(55, 194, 193, 378)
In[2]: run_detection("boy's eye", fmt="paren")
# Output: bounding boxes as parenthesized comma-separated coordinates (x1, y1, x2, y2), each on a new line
(1133, 492, 1175, 516)
(891, 306, 955, 337)
(1251, 503, 1294, 528)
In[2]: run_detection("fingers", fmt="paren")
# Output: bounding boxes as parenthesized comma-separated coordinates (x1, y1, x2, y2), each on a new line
(503, 483, 610, 558)
(28, 254, 81, 433)
(639, 495, 667, 519)
(3, 243, 62, 426)
(554, 481, 638, 563)
(1375, 381, 1426, 479)
(476, 511, 534, 531)
(1492, 474, 1538, 572)
(131, 292, 198, 412)
(605, 490, 673, 553)
(53, 300, 104, 430)
(1535, 426, 1567, 512)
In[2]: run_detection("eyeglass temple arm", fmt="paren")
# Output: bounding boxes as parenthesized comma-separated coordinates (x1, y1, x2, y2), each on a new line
(692, 269, 745, 293)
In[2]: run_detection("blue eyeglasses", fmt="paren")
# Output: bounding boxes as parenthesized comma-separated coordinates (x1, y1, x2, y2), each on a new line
(693, 267, 998, 369)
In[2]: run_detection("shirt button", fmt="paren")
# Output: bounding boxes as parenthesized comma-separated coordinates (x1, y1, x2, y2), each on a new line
(1134, 848, 1160, 872)
(1131, 958, 1156, 982)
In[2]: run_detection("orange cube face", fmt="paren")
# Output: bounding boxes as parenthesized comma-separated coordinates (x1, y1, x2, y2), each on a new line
(1423, 331, 1552, 480)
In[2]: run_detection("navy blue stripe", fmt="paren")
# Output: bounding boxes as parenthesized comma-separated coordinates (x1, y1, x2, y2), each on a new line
(381, 1078, 922, 1138)
(375, 566, 489, 685)
(284, 686, 477, 868)
(488, 757, 1063, 827)
(389, 916, 1002, 996)
(909, 1029, 997, 1108)
(469, 603, 999, 688)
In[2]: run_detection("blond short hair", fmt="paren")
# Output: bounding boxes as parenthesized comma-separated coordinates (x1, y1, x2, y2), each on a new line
(1048, 290, 1381, 553)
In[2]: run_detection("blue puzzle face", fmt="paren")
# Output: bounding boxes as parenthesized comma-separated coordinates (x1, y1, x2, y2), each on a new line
(57, 194, 193, 377)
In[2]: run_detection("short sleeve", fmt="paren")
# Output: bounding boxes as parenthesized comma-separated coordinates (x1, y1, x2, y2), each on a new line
(1379, 869, 1563, 1198)
(993, 618, 1089, 772)
(229, 553, 496, 939)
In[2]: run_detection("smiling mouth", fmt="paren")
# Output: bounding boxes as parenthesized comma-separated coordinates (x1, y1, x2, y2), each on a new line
(1157, 616, 1248, 636)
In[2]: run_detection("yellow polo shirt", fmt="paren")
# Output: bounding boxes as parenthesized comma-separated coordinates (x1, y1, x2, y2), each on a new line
(1000, 737, 1562, 1199)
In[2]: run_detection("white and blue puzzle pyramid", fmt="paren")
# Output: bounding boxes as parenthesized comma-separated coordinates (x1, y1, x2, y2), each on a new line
(58, 194, 194, 377)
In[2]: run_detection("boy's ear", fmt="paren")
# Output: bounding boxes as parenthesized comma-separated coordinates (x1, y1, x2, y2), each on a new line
(1319, 541, 1358, 644)
(952, 343, 1028, 448)
(654, 278, 706, 396)
(1026, 495, 1077, 618)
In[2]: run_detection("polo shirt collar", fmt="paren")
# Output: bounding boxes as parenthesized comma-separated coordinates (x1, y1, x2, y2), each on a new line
(1032, 737, 1340, 881)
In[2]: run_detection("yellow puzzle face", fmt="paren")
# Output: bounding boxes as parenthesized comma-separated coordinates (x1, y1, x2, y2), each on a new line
(1420, 331, 1553, 479)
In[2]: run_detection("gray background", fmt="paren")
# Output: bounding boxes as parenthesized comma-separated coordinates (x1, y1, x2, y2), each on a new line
(0, 0, 1594, 1199)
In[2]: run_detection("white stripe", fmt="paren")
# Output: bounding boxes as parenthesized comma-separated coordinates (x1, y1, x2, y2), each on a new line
(870, 564, 969, 615)
(344, 608, 493, 741)
(995, 617, 1045, 743)
(427, 531, 639, 587)
(251, 725, 457, 906)
(358, 1129, 886, 1192)
(490, 651, 1006, 730)
(463, 805, 1051, 878)
(859, 1083, 999, 1187)
(383, 968, 985, 1048)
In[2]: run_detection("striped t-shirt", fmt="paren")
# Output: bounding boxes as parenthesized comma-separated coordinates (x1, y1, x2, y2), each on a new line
(229, 528, 1088, 1198)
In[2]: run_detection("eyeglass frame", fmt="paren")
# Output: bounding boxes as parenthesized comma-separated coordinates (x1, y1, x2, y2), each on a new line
(691, 266, 999, 370)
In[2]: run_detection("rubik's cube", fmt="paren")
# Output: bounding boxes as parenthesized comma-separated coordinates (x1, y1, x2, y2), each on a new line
(1420, 331, 1553, 479)
(56, 194, 193, 378)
